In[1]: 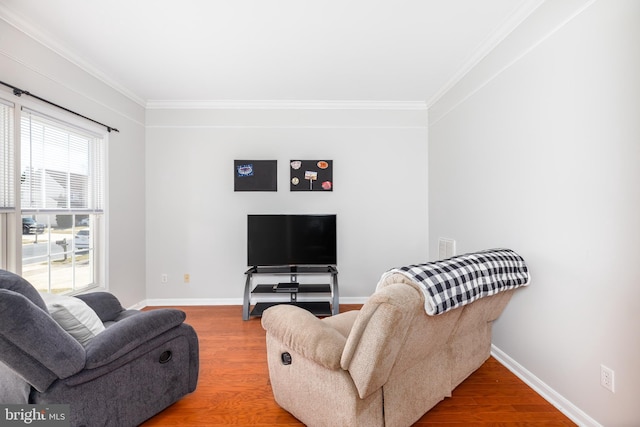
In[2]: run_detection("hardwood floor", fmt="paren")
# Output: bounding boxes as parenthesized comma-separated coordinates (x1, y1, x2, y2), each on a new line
(141, 305, 575, 426)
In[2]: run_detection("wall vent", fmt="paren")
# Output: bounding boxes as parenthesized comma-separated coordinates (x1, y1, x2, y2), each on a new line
(438, 238, 456, 259)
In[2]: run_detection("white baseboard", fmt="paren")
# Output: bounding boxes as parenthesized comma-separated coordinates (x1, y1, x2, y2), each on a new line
(491, 345, 601, 427)
(339, 296, 368, 304)
(126, 301, 147, 310)
(134, 296, 368, 310)
(138, 298, 243, 308)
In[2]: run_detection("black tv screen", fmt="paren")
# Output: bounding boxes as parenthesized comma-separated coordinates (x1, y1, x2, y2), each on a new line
(247, 214, 337, 267)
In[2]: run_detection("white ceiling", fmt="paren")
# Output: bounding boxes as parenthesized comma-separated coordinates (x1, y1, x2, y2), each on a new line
(0, 0, 541, 107)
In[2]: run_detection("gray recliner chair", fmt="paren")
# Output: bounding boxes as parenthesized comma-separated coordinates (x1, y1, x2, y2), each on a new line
(0, 269, 199, 426)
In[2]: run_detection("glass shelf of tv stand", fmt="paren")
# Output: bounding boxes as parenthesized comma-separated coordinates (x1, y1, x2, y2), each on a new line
(242, 265, 339, 320)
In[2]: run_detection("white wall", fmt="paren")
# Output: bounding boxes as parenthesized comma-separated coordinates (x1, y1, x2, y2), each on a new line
(145, 107, 428, 302)
(429, 0, 640, 425)
(0, 18, 147, 307)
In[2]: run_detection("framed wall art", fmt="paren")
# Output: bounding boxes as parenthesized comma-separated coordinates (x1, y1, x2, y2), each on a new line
(234, 160, 277, 191)
(290, 160, 333, 192)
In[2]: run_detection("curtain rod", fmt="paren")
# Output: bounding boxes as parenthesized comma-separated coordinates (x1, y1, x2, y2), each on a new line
(0, 80, 119, 133)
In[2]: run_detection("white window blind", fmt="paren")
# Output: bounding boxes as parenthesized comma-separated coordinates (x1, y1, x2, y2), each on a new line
(21, 108, 104, 213)
(0, 99, 14, 211)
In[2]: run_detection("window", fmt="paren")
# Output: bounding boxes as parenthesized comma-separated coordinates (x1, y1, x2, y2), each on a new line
(0, 94, 106, 293)
(20, 108, 105, 293)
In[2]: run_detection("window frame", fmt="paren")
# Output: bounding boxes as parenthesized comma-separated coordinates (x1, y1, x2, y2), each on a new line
(0, 89, 107, 293)
(0, 98, 16, 270)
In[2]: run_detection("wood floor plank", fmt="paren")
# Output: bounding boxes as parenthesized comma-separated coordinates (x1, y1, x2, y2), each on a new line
(141, 305, 575, 426)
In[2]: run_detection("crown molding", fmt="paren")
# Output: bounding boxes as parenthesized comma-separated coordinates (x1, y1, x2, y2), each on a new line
(146, 99, 427, 111)
(426, 0, 546, 108)
(0, 5, 146, 108)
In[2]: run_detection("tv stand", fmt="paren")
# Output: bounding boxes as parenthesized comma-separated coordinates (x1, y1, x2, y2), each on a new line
(243, 265, 339, 320)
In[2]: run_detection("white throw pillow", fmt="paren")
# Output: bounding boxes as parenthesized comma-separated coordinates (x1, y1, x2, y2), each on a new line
(41, 293, 105, 346)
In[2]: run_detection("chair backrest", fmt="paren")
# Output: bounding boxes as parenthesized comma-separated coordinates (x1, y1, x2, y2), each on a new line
(448, 288, 514, 387)
(340, 283, 422, 399)
(0, 270, 85, 393)
(0, 269, 48, 311)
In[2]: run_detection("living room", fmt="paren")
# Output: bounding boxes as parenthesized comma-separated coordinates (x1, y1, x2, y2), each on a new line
(1, 1, 638, 426)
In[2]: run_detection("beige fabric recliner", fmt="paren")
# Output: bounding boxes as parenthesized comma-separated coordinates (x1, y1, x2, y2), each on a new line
(261, 273, 515, 427)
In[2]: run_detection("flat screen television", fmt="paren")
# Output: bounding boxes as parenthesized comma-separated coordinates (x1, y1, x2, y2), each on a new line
(247, 214, 337, 267)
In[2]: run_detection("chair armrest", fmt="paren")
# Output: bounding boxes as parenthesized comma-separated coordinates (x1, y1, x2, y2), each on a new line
(74, 292, 124, 322)
(261, 305, 346, 370)
(84, 308, 186, 369)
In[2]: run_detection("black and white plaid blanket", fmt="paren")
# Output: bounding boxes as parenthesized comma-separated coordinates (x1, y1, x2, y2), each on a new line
(377, 248, 530, 315)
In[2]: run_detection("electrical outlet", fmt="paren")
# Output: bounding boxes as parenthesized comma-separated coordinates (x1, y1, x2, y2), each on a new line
(600, 365, 615, 393)
(184, 273, 190, 283)
(161, 274, 168, 283)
